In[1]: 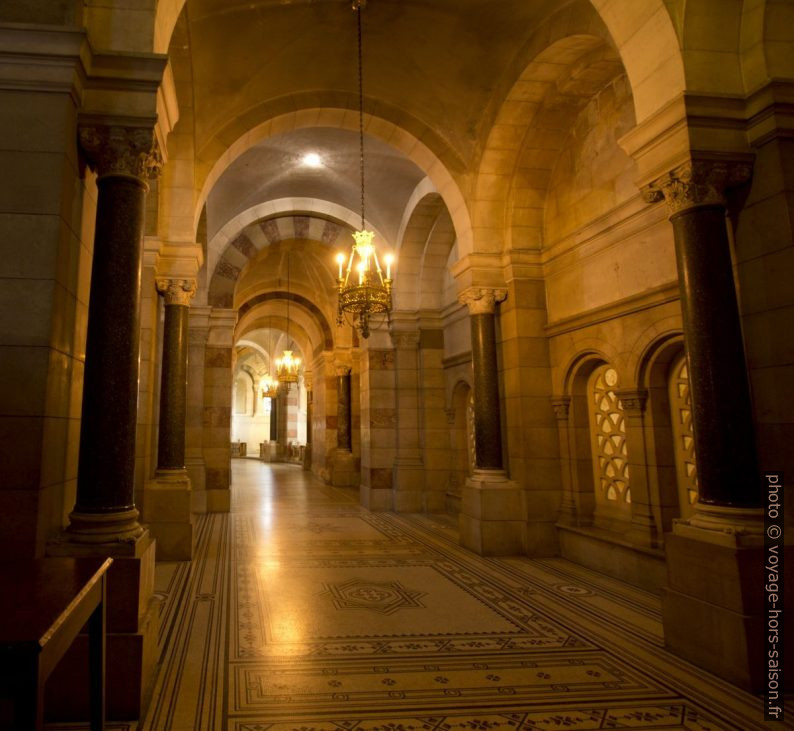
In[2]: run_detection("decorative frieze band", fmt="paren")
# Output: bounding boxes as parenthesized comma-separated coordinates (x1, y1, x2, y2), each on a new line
(458, 287, 507, 315)
(615, 388, 648, 414)
(642, 159, 752, 216)
(79, 124, 163, 181)
(550, 396, 571, 421)
(156, 278, 197, 306)
(391, 330, 420, 350)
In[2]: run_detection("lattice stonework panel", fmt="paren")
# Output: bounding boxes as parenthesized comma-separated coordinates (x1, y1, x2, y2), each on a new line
(669, 356, 698, 517)
(589, 366, 631, 517)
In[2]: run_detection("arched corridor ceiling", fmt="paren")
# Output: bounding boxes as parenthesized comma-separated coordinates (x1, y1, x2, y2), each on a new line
(206, 128, 425, 246)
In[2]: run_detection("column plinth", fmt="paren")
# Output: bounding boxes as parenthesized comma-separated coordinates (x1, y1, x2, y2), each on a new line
(457, 288, 525, 555)
(644, 158, 767, 691)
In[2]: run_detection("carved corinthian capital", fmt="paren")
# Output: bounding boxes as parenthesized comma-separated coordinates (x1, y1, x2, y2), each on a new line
(79, 124, 163, 181)
(458, 287, 507, 315)
(642, 159, 752, 216)
(156, 278, 197, 306)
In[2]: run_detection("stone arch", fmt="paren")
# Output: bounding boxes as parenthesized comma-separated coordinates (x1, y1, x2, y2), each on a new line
(207, 200, 391, 285)
(739, 0, 794, 92)
(635, 331, 692, 532)
(237, 292, 334, 353)
(393, 192, 456, 312)
(473, 2, 630, 254)
(191, 110, 473, 259)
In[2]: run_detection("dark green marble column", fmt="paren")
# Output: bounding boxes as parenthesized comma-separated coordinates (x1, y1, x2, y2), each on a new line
(459, 288, 507, 471)
(69, 125, 161, 542)
(155, 279, 195, 472)
(270, 395, 279, 442)
(306, 386, 313, 446)
(645, 160, 760, 508)
(337, 366, 352, 451)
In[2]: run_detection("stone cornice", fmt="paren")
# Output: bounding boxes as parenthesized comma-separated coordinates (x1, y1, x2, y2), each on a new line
(458, 287, 507, 315)
(156, 278, 197, 307)
(615, 389, 648, 414)
(550, 396, 571, 420)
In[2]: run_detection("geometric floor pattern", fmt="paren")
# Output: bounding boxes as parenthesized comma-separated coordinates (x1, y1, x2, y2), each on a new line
(47, 460, 791, 730)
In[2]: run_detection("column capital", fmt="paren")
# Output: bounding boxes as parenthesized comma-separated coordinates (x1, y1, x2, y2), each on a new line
(550, 396, 571, 421)
(303, 373, 313, 392)
(156, 278, 197, 306)
(335, 364, 352, 377)
(79, 123, 163, 181)
(458, 287, 507, 315)
(642, 158, 752, 216)
(615, 389, 648, 414)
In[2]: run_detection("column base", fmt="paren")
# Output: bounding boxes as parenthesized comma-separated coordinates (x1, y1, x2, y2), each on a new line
(459, 470, 526, 556)
(661, 505, 790, 691)
(331, 449, 357, 487)
(46, 529, 158, 718)
(62, 507, 145, 546)
(143, 469, 195, 561)
(393, 458, 424, 512)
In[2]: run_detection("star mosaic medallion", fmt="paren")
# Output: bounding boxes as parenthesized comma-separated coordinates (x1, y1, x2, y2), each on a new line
(320, 577, 427, 615)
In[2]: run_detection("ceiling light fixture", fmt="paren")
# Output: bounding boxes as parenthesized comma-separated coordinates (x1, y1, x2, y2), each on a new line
(335, 0, 393, 339)
(302, 152, 323, 168)
(276, 250, 301, 386)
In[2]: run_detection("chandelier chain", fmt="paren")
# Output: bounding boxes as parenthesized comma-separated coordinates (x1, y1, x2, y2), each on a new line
(356, 2, 365, 231)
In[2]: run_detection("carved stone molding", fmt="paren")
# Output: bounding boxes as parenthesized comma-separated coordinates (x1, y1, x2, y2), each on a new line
(335, 365, 352, 377)
(391, 330, 420, 350)
(550, 396, 571, 421)
(642, 159, 752, 216)
(156, 278, 197, 307)
(615, 389, 648, 414)
(79, 124, 163, 181)
(458, 287, 507, 315)
(444, 407, 456, 425)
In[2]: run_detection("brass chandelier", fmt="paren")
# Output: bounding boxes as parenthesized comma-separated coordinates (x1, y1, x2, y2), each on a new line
(335, 0, 394, 339)
(276, 251, 301, 386)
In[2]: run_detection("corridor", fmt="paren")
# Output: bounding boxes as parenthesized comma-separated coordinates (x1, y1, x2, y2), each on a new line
(82, 460, 774, 730)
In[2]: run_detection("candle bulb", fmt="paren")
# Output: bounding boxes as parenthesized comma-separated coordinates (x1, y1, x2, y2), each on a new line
(384, 253, 393, 280)
(335, 252, 345, 280)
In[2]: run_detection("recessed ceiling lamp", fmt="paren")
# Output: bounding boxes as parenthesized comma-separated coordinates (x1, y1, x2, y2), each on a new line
(302, 152, 323, 168)
(335, 0, 394, 339)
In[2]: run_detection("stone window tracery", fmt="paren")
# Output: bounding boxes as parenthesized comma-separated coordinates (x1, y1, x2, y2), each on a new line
(588, 365, 631, 519)
(669, 355, 698, 517)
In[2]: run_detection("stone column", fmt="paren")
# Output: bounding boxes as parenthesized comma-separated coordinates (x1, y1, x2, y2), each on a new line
(391, 329, 424, 512)
(551, 397, 576, 525)
(186, 307, 211, 512)
(457, 287, 525, 555)
(143, 279, 196, 560)
(331, 364, 355, 486)
(615, 389, 660, 549)
(644, 159, 765, 690)
(48, 123, 161, 718)
(303, 374, 313, 471)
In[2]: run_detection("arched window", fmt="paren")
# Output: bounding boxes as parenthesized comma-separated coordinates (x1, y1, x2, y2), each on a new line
(669, 354, 698, 517)
(588, 365, 631, 525)
(234, 377, 249, 415)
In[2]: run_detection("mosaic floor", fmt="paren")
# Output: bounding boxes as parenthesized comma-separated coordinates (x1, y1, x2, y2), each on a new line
(47, 460, 790, 730)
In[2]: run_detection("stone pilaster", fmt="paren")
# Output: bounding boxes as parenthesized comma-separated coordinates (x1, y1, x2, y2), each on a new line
(551, 397, 576, 525)
(303, 374, 313, 471)
(457, 287, 525, 556)
(391, 329, 424, 512)
(143, 278, 196, 561)
(644, 158, 766, 690)
(615, 389, 660, 548)
(331, 364, 355, 486)
(186, 307, 211, 513)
